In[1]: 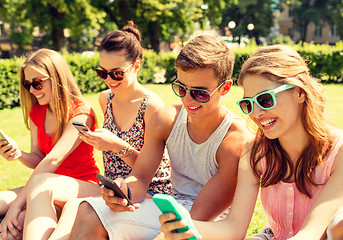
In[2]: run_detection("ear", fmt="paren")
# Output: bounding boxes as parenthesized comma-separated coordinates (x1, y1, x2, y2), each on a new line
(296, 86, 305, 103)
(221, 80, 233, 96)
(134, 59, 141, 72)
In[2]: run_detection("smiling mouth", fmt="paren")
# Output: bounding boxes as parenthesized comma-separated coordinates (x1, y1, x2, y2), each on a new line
(188, 106, 200, 110)
(109, 82, 120, 87)
(35, 94, 44, 99)
(260, 118, 276, 127)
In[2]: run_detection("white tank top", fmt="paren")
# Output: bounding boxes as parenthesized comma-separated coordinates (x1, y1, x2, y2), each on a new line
(166, 106, 238, 200)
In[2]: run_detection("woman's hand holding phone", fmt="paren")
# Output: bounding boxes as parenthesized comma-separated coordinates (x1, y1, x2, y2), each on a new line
(79, 128, 128, 152)
(0, 130, 21, 161)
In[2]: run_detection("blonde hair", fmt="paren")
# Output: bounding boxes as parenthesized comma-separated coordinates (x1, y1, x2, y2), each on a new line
(20, 49, 84, 143)
(175, 35, 234, 83)
(238, 45, 334, 197)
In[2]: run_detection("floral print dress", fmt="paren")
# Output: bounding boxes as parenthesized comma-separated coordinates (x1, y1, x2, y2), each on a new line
(103, 93, 171, 194)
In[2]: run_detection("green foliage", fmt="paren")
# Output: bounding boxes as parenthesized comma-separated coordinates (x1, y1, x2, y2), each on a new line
(0, 0, 106, 51)
(220, 0, 274, 38)
(271, 34, 295, 45)
(0, 43, 342, 109)
(0, 57, 24, 109)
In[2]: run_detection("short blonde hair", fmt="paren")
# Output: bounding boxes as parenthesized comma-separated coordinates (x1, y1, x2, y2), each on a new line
(20, 49, 84, 143)
(175, 35, 234, 83)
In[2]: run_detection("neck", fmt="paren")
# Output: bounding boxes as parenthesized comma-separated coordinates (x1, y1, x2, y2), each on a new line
(186, 105, 227, 144)
(278, 125, 309, 162)
(113, 80, 145, 103)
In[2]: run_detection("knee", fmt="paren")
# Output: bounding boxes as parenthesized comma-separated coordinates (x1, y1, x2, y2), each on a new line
(70, 201, 107, 238)
(75, 201, 97, 223)
(26, 173, 55, 199)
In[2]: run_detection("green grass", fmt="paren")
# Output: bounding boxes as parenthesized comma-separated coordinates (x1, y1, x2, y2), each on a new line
(1, 84, 342, 236)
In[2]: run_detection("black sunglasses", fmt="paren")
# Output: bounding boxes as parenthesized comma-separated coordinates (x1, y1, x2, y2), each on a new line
(22, 77, 50, 91)
(95, 64, 133, 81)
(171, 80, 226, 103)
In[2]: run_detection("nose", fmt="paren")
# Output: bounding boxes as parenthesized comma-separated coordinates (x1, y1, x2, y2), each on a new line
(183, 90, 196, 104)
(251, 102, 265, 116)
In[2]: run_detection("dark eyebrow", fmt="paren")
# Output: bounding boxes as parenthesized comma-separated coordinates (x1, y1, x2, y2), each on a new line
(176, 79, 208, 90)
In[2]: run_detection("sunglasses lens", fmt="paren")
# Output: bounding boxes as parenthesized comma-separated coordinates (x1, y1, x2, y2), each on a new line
(22, 79, 43, 91)
(32, 79, 43, 90)
(257, 93, 274, 109)
(191, 90, 210, 103)
(95, 69, 107, 80)
(172, 84, 186, 97)
(239, 100, 252, 114)
(109, 71, 124, 81)
(22, 81, 31, 91)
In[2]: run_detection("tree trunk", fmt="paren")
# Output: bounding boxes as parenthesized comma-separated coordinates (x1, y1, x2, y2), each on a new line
(148, 21, 160, 52)
(301, 21, 309, 42)
(51, 27, 66, 52)
(48, 4, 66, 52)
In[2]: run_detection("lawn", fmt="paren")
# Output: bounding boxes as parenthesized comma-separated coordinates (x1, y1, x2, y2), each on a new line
(1, 83, 342, 236)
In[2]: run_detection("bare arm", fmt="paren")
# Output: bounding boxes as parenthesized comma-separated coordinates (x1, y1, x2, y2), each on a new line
(0, 122, 45, 168)
(289, 145, 343, 240)
(159, 141, 260, 240)
(100, 105, 177, 212)
(0, 113, 94, 239)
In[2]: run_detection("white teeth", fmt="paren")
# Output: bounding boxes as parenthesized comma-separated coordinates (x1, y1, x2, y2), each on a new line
(189, 106, 199, 110)
(261, 118, 276, 127)
(36, 94, 44, 99)
(110, 83, 120, 87)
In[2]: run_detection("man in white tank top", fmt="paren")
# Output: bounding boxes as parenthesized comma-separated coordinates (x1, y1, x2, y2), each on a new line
(69, 35, 252, 240)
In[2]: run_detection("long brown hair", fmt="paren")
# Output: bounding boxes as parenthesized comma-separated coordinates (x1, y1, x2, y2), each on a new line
(238, 45, 334, 197)
(20, 49, 85, 143)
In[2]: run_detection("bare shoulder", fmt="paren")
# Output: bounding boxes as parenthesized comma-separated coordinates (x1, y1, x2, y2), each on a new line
(144, 90, 165, 120)
(98, 89, 112, 111)
(146, 104, 182, 140)
(332, 132, 343, 174)
(217, 118, 254, 165)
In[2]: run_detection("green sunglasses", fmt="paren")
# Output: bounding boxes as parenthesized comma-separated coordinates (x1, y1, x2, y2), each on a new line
(236, 84, 296, 115)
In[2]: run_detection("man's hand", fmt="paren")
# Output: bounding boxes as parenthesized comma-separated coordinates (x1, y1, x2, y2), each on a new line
(101, 178, 140, 212)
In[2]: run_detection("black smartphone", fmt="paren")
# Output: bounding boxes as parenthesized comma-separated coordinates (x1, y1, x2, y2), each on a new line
(0, 129, 9, 147)
(72, 122, 90, 134)
(96, 174, 134, 206)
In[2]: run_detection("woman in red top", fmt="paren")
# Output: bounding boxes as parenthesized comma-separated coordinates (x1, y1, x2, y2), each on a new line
(0, 49, 100, 240)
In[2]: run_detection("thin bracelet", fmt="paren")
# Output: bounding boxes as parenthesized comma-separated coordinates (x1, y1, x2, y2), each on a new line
(114, 144, 130, 157)
(121, 149, 135, 158)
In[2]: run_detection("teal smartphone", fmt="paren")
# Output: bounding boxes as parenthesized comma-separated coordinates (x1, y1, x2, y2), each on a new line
(152, 194, 201, 240)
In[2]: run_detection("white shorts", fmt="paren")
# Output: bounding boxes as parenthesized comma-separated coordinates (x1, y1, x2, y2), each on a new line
(84, 197, 194, 240)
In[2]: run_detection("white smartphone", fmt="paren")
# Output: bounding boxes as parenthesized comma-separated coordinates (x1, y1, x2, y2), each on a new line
(0, 129, 9, 147)
(72, 122, 90, 134)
